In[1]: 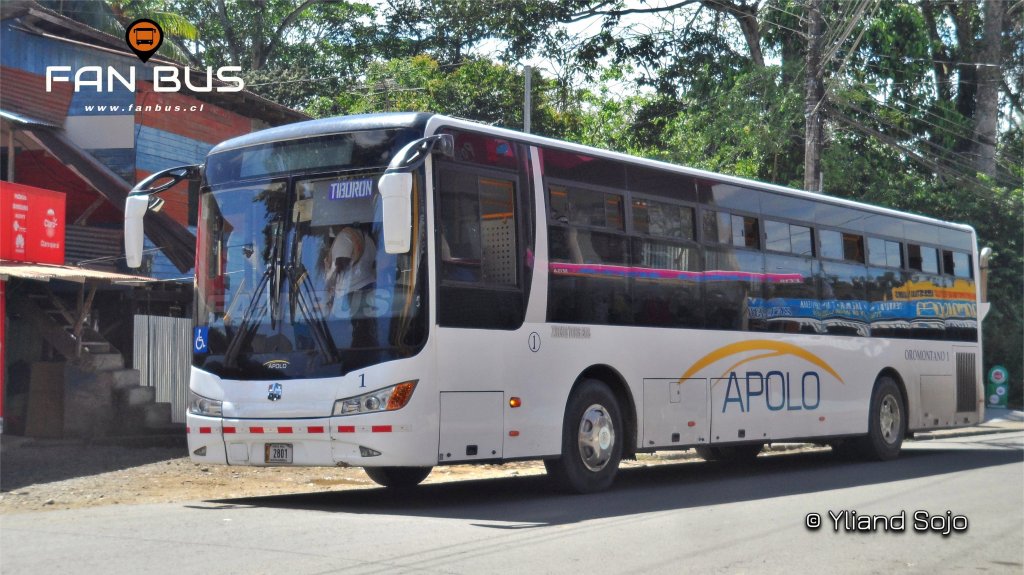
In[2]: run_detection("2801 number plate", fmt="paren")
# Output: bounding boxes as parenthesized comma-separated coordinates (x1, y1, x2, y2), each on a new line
(264, 443, 293, 464)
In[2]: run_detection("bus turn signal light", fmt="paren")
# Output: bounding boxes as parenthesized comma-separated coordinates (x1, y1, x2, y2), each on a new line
(509, 397, 522, 408)
(387, 381, 417, 411)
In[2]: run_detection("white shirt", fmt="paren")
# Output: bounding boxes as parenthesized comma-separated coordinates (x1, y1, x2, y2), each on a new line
(329, 228, 376, 294)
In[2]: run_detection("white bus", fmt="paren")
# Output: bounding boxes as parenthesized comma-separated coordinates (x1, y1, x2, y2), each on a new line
(126, 113, 985, 493)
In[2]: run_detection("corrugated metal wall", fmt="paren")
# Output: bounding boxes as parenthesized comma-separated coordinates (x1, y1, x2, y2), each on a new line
(133, 315, 192, 423)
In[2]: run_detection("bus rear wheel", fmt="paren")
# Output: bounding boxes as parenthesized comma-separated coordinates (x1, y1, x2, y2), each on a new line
(858, 376, 906, 461)
(545, 379, 623, 494)
(696, 443, 763, 462)
(364, 466, 432, 489)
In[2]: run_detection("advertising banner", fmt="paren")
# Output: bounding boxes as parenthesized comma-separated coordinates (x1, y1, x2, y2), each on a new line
(0, 182, 66, 265)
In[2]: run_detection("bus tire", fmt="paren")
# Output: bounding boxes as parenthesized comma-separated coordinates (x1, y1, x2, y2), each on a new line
(364, 466, 432, 489)
(545, 379, 623, 494)
(696, 443, 762, 462)
(858, 376, 906, 461)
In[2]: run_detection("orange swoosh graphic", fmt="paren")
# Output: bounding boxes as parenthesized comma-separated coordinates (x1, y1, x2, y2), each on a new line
(680, 340, 844, 384)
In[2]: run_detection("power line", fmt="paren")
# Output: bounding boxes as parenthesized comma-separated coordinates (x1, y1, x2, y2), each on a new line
(830, 96, 1004, 197)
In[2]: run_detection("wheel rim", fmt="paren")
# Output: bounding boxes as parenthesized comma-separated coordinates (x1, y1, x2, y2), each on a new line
(879, 394, 901, 445)
(578, 403, 615, 472)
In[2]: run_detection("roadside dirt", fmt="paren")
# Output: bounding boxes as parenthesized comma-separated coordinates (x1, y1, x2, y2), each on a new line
(6, 421, 1016, 514)
(0, 436, 724, 514)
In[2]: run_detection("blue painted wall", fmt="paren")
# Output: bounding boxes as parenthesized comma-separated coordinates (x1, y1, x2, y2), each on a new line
(136, 125, 213, 173)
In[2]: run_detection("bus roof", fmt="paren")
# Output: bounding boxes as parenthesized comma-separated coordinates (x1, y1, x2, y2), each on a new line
(208, 112, 433, 156)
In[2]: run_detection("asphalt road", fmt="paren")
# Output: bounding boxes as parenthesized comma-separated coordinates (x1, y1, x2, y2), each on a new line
(2, 432, 1021, 575)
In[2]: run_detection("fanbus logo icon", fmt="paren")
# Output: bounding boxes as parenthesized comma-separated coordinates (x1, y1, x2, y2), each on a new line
(125, 19, 163, 62)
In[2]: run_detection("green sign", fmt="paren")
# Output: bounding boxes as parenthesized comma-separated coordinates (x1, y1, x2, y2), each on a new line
(987, 365, 1009, 408)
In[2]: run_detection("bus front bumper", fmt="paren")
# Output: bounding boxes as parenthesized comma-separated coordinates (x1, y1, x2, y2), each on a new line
(186, 413, 436, 468)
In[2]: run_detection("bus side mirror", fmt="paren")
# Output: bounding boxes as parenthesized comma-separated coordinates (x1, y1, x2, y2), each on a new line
(379, 172, 413, 254)
(124, 164, 199, 268)
(124, 194, 151, 268)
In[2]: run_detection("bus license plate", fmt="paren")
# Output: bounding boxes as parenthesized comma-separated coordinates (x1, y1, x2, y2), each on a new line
(265, 443, 292, 464)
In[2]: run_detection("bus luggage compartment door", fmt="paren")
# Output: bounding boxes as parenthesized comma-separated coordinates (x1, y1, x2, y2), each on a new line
(438, 392, 503, 463)
(642, 378, 709, 448)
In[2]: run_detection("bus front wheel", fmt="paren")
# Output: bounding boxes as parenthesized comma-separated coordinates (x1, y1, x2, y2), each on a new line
(364, 466, 432, 489)
(545, 379, 623, 494)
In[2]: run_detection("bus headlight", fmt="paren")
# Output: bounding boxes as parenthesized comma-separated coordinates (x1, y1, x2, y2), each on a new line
(333, 381, 417, 416)
(188, 390, 223, 417)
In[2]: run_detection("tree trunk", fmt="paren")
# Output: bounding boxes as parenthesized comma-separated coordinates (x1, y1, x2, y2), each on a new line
(702, 1, 765, 68)
(973, 0, 1004, 178)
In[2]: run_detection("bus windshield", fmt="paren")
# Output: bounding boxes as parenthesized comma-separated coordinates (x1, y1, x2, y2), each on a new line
(194, 129, 428, 380)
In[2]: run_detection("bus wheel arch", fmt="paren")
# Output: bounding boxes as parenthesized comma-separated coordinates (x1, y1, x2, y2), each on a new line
(876, 367, 908, 417)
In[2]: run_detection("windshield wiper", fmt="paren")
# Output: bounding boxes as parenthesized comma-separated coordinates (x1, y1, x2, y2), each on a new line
(288, 262, 341, 364)
(223, 264, 271, 369)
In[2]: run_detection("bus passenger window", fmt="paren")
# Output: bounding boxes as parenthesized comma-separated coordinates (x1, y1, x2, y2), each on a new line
(735, 215, 759, 249)
(820, 230, 842, 260)
(438, 169, 517, 285)
(703, 210, 758, 249)
(868, 237, 903, 268)
(843, 233, 865, 263)
(951, 251, 972, 278)
(633, 199, 695, 240)
(571, 188, 624, 230)
(943, 250, 972, 278)
(549, 185, 569, 222)
(820, 230, 864, 262)
(907, 244, 938, 274)
(766, 220, 813, 256)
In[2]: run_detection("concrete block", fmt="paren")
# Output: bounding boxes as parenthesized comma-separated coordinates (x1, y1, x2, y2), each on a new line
(119, 385, 155, 407)
(87, 353, 124, 371)
(97, 369, 142, 390)
(143, 402, 172, 428)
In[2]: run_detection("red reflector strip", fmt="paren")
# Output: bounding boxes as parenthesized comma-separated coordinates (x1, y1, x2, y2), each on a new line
(371, 425, 392, 433)
(819, 416, 826, 422)
(338, 426, 355, 433)
(223, 427, 236, 434)
(278, 427, 294, 434)
(249, 427, 264, 434)
(509, 430, 520, 437)
(199, 427, 212, 434)
(308, 426, 325, 434)
(687, 421, 696, 427)
(186, 426, 191, 434)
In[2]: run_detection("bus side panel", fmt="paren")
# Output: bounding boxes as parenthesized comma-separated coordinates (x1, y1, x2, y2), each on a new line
(435, 326, 565, 461)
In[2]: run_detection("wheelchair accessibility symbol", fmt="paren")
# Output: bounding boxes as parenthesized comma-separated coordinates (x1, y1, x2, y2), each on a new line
(193, 326, 209, 353)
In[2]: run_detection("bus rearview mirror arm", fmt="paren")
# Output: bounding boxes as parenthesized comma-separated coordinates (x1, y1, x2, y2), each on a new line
(379, 134, 454, 255)
(124, 164, 200, 268)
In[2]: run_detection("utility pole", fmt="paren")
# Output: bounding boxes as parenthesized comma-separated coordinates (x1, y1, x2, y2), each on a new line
(804, 0, 824, 193)
(524, 65, 532, 134)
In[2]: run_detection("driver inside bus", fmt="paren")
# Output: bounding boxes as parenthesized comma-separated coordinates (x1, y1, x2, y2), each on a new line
(324, 225, 376, 316)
